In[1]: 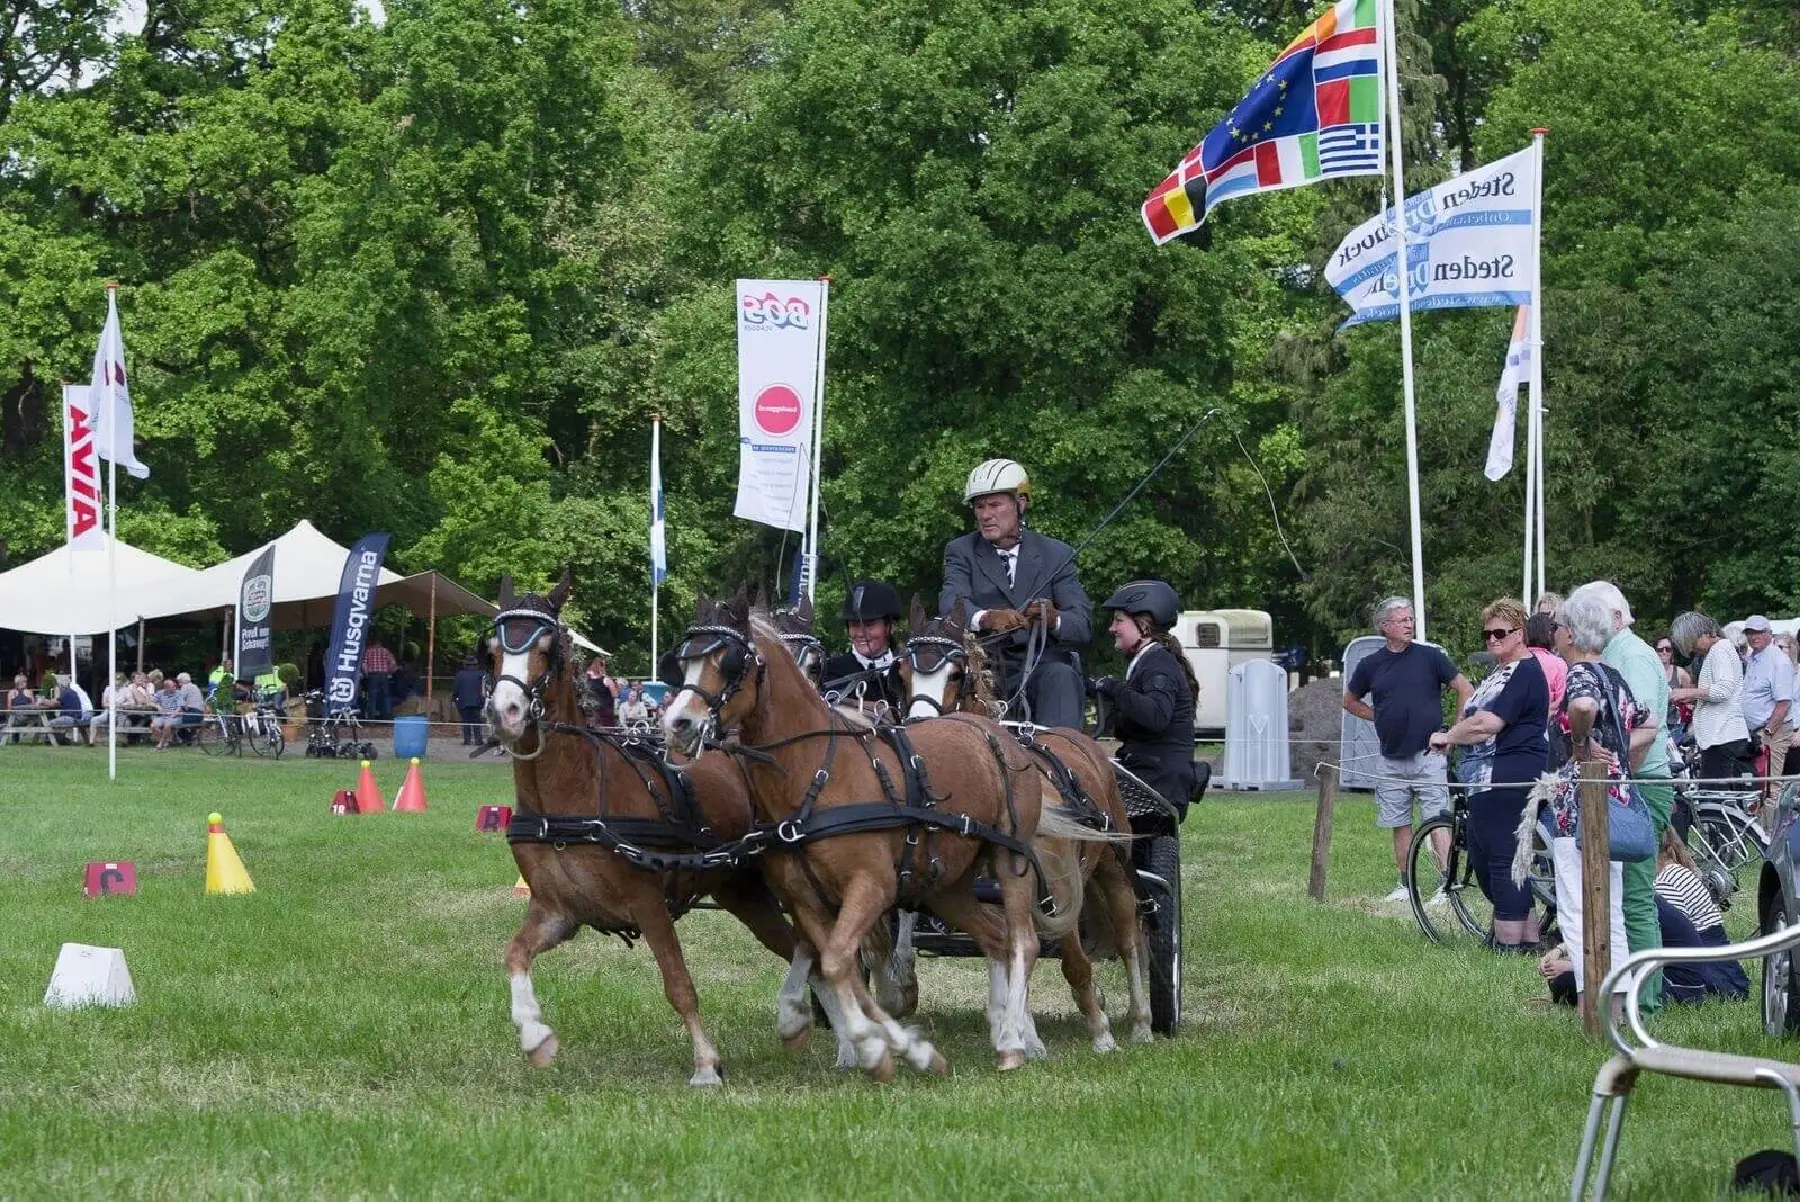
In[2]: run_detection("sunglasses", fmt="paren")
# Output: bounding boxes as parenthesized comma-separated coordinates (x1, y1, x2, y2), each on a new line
(1655, 645, 1673, 653)
(1483, 627, 1517, 642)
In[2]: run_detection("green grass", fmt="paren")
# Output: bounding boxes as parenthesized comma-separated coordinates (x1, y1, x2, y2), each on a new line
(0, 745, 1786, 1198)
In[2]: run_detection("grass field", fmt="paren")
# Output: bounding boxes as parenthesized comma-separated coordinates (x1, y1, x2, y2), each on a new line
(0, 744, 1788, 1199)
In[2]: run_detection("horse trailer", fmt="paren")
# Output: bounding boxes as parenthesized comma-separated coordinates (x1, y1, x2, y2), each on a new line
(1173, 608, 1274, 737)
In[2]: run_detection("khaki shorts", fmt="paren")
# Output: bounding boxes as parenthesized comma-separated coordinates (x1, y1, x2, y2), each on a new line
(1375, 751, 1451, 828)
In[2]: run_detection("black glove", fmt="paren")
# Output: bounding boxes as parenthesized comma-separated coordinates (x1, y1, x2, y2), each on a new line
(1092, 676, 1121, 700)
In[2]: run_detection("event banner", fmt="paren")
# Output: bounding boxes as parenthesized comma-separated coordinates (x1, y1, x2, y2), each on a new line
(1325, 144, 1538, 328)
(323, 533, 390, 714)
(236, 544, 277, 676)
(62, 384, 103, 552)
(733, 279, 826, 532)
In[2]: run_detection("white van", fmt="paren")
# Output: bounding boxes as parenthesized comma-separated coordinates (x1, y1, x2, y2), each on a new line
(1173, 609, 1274, 736)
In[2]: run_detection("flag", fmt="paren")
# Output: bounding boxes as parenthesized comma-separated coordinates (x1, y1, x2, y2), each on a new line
(88, 290, 149, 480)
(324, 533, 391, 715)
(1485, 306, 1531, 481)
(1325, 144, 1538, 328)
(62, 385, 104, 551)
(1141, 0, 1383, 243)
(236, 544, 278, 675)
(734, 280, 824, 532)
(650, 420, 668, 586)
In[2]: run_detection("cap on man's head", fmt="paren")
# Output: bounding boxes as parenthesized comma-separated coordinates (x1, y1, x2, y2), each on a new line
(1746, 615, 1773, 633)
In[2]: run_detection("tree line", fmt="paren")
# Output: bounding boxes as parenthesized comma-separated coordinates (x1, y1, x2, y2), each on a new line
(2, 0, 1796, 671)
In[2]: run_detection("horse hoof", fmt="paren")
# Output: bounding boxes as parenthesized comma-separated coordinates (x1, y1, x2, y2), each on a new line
(926, 1050, 949, 1076)
(1093, 1030, 1117, 1054)
(868, 1052, 896, 1084)
(781, 1026, 812, 1053)
(996, 1049, 1026, 1072)
(526, 1034, 560, 1068)
(689, 1065, 723, 1087)
(1130, 1024, 1155, 1044)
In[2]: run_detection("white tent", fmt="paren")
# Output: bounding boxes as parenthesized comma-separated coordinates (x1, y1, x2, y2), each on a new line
(133, 519, 407, 627)
(0, 535, 203, 635)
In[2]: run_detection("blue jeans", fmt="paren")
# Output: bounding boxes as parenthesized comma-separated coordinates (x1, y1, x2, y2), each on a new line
(365, 674, 392, 721)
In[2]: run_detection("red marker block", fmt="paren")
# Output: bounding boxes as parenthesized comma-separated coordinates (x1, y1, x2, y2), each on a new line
(476, 805, 513, 833)
(83, 861, 137, 897)
(330, 789, 358, 815)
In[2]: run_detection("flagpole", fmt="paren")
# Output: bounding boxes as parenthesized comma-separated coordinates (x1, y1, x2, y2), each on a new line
(650, 414, 661, 670)
(804, 277, 830, 605)
(1521, 396, 1534, 604)
(1378, 0, 1427, 638)
(1530, 128, 1549, 601)
(105, 284, 119, 782)
(62, 383, 78, 689)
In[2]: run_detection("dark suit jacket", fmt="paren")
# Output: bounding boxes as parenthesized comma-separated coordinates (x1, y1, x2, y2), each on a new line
(939, 528, 1091, 660)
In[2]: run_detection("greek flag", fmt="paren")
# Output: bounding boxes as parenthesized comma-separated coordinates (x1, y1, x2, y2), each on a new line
(650, 419, 668, 586)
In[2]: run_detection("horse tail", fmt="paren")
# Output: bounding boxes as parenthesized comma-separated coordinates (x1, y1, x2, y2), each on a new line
(1035, 804, 1134, 845)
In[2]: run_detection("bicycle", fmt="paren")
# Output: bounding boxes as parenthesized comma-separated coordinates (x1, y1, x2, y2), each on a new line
(242, 689, 287, 759)
(195, 710, 244, 757)
(1671, 737, 1766, 900)
(1407, 786, 1557, 947)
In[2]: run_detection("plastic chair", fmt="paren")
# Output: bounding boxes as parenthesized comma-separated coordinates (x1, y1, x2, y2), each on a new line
(1570, 923, 1800, 1200)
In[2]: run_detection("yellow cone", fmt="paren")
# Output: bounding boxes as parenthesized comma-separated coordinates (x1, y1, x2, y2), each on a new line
(513, 875, 530, 898)
(205, 812, 255, 895)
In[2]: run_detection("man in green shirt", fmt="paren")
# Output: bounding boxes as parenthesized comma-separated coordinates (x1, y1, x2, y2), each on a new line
(1577, 580, 1671, 1011)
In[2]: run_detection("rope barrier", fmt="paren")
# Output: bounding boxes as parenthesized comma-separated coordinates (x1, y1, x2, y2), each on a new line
(1310, 757, 1799, 792)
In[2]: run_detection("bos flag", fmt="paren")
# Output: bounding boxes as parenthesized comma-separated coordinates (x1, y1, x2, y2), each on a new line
(1141, 0, 1383, 243)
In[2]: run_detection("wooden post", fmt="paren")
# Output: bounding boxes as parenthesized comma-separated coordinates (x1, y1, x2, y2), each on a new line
(1308, 764, 1338, 901)
(1579, 760, 1611, 1039)
(425, 574, 437, 701)
(135, 618, 145, 674)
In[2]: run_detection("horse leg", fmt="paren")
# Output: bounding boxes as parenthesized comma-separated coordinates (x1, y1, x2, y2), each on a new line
(870, 910, 919, 1019)
(1058, 931, 1116, 1053)
(504, 903, 577, 1066)
(816, 875, 912, 1081)
(633, 900, 725, 1087)
(995, 866, 1045, 1071)
(1097, 853, 1154, 1042)
(772, 939, 859, 1068)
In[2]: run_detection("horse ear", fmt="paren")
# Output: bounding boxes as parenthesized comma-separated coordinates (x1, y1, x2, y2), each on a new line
(797, 596, 813, 628)
(949, 598, 968, 631)
(910, 594, 928, 631)
(729, 581, 750, 626)
(498, 574, 515, 608)
(693, 594, 709, 621)
(754, 585, 770, 614)
(548, 567, 572, 610)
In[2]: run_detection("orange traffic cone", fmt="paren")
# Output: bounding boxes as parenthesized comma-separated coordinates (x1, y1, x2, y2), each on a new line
(392, 758, 428, 812)
(205, 813, 255, 895)
(513, 875, 530, 898)
(354, 760, 383, 814)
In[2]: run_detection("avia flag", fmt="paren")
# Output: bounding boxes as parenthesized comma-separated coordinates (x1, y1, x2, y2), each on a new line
(1485, 306, 1531, 481)
(1141, 0, 1383, 243)
(62, 385, 104, 551)
(88, 290, 149, 480)
(650, 420, 668, 586)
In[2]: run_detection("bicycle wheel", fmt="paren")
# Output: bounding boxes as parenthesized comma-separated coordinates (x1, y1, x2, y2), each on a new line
(247, 716, 284, 759)
(196, 717, 231, 756)
(1407, 816, 1484, 945)
(1697, 811, 1768, 877)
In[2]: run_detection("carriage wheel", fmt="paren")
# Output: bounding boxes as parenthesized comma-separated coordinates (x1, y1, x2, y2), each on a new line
(1138, 834, 1182, 1035)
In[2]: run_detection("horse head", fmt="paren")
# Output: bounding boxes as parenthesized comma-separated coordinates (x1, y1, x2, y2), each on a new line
(486, 568, 574, 752)
(901, 596, 986, 720)
(770, 596, 823, 685)
(661, 585, 764, 756)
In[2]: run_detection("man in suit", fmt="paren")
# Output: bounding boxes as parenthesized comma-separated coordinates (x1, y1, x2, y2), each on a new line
(939, 458, 1090, 729)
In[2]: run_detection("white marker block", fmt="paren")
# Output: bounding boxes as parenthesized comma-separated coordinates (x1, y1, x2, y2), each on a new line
(43, 942, 136, 1009)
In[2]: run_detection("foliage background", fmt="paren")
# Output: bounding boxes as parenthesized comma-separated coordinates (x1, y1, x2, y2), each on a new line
(3, 0, 1796, 670)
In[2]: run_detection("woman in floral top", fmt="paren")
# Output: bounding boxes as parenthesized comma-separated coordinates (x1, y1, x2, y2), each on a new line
(1546, 590, 1657, 999)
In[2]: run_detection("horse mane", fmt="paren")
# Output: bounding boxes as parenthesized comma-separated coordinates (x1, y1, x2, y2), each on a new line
(961, 626, 1000, 716)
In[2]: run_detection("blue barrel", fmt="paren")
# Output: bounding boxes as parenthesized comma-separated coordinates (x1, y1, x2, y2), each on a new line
(393, 715, 430, 759)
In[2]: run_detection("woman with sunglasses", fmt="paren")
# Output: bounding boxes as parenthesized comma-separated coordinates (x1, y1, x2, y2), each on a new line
(1429, 598, 1551, 953)
(1654, 636, 1694, 746)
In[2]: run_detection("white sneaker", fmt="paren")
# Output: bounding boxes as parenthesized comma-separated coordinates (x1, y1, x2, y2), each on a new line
(1383, 884, 1410, 903)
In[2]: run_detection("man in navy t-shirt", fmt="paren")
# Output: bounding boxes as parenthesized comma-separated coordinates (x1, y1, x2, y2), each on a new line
(1343, 597, 1473, 902)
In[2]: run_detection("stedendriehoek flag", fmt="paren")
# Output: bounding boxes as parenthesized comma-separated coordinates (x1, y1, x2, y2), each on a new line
(1141, 0, 1382, 243)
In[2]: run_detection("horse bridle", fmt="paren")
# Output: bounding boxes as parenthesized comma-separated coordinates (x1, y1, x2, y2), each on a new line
(491, 604, 566, 761)
(779, 631, 824, 683)
(902, 633, 968, 718)
(674, 623, 764, 741)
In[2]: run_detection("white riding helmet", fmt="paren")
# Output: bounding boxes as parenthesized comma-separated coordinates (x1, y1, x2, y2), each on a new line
(962, 458, 1031, 507)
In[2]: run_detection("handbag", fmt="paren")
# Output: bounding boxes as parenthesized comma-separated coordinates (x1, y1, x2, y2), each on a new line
(1569, 664, 1656, 863)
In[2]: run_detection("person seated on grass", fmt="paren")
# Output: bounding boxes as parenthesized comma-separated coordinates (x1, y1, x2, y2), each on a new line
(1655, 828, 1749, 1004)
(149, 677, 184, 750)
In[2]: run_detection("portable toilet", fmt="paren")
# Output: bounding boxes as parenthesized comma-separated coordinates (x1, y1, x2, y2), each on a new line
(1175, 609, 1275, 737)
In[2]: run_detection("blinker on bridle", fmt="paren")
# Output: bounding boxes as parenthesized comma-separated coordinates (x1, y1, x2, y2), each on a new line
(490, 604, 566, 761)
(674, 624, 762, 732)
(903, 633, 966, 717)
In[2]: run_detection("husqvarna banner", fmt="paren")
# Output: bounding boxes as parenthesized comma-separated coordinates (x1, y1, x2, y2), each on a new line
(323, 533, 389, 714)
(235, 544, 277, 676)
(1326, 144, 1538, 328)
(734, 279, 825, 532)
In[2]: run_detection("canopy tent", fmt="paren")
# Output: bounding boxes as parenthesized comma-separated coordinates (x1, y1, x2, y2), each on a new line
(0, 535, 202, 635)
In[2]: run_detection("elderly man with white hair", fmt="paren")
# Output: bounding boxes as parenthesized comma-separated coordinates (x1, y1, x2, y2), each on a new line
(1741, 615, 1795, 805)
(1571, 580, 1673, 1011)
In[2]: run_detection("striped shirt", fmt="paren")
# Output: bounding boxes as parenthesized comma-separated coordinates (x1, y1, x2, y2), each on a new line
(1656, 862, 1723, 932)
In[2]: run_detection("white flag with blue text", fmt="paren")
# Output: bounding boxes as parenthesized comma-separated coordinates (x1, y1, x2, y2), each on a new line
(1326, 145, 1538, 329)
(1485, 305, 1530, 481)
(650, 420, 668, 585)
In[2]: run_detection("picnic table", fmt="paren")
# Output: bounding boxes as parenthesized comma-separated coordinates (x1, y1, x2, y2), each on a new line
(4, 707, 65, 745)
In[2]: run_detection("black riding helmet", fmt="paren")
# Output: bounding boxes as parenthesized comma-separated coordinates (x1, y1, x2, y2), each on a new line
(1102, 579, 1181, 629)
(841, 579, 903, 623)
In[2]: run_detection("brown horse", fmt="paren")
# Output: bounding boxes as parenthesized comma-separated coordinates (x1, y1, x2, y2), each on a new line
(662, 588, 1118, 1078)
(899, 598, 1153, 1049)
(488, 572, 814, 1084)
